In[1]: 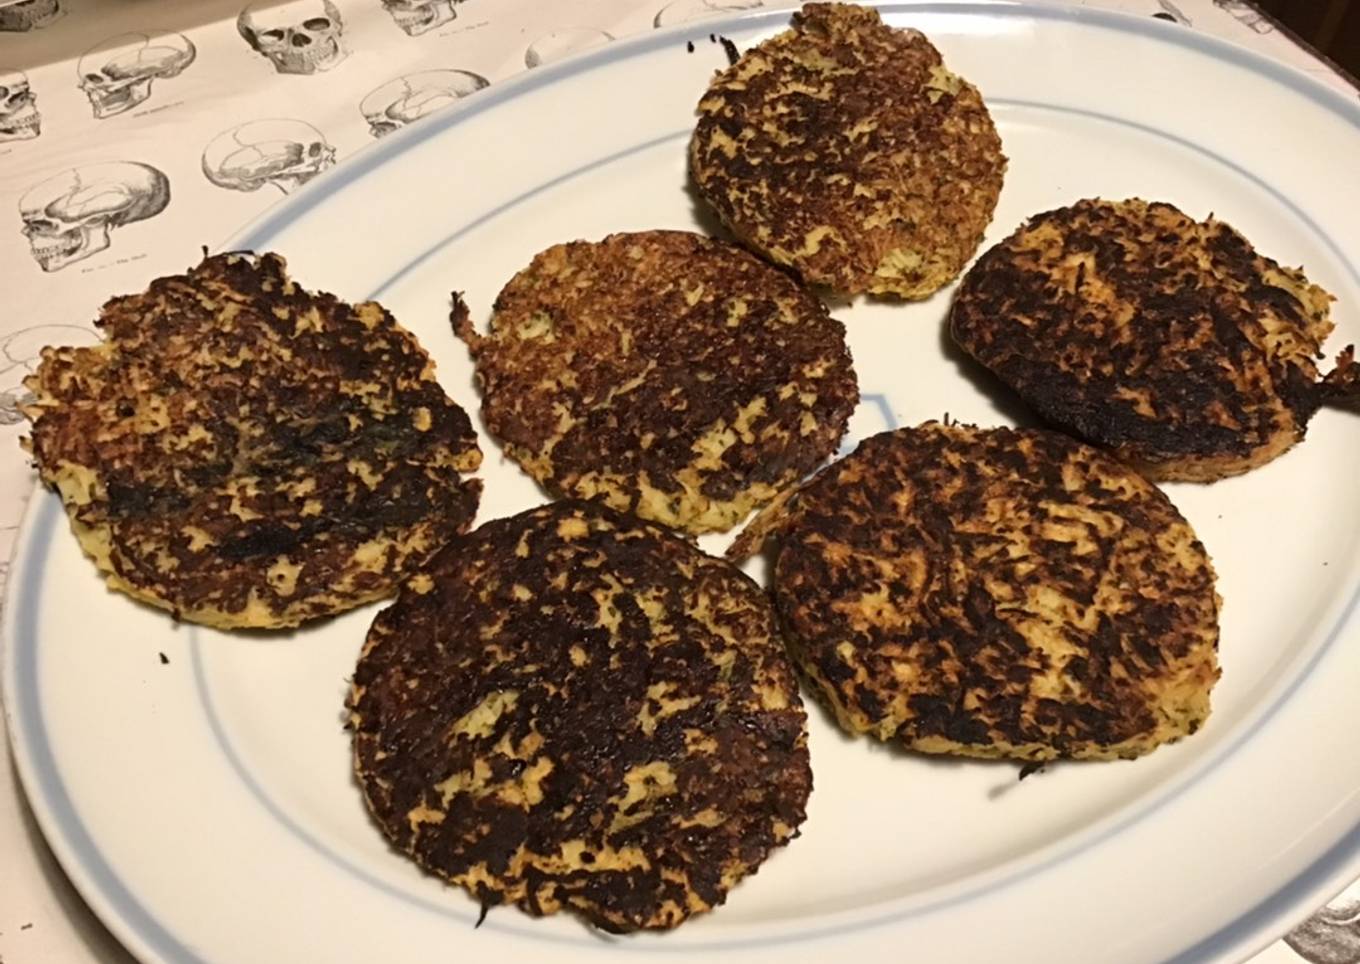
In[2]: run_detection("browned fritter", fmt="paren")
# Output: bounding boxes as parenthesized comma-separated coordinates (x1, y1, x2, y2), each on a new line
(950, 198, 1360, 481)
(690, 2, 1006, 298)
(454, 230, 857, 534)
(347, 500, 811, 932)
(737, 423, 1221, 762)
(22, 252, 482, 629)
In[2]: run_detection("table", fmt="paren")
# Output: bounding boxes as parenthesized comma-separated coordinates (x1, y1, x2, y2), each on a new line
(1, 1, 1357, 961)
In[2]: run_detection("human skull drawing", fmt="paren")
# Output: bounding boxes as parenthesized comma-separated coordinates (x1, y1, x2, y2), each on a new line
(1213, 0, 1273, 33)
(0, 68, 39, 141)
(1287, 899, 1360, 964)
(382, 0, 460, 37)
(19, 162, 170, 273)
(0, 325, 98, 426)
(238, 0, 346, 75)
(77, 32, 197, 119)
(524, 28, 614, 69)
(360, 70, 487, 138)
(202, 119, 335, 195)
(0, 0, 62, 32)
(653, 0, 762, 28)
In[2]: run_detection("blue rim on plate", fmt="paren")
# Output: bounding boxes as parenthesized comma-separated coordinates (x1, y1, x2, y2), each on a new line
(5, 4, 1360, 963)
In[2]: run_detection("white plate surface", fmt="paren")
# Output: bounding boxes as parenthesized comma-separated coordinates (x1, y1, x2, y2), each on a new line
(6, 4, 1360, 962)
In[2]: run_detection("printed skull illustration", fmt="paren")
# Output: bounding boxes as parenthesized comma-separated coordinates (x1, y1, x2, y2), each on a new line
(1287, 899, 1360, 964)
(1153, 0, 1191, 25)
(360, 70, 487, 138)
(238, 0, 347, 75)
(1213, 0, 1273, 33)
(653, 0, 762, 28)
(0, 0, 62, 32)
(77, 32, 197, 119)
(382, 0, 460, 37)
(202, 118, 335, 195)
(0, 68, 39, 141)
(19, 161, 170, 272)
(524, 28, 614, 69)
(0, 325, 98, 426)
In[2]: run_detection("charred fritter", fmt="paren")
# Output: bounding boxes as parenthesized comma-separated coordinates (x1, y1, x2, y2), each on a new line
(347, 500, 810, 931)
(951, 198, 1360, 481)
(737, 423, 1220, 762)
(22, 252, 482, 629)
(454, 230, 857, 534)
(689, 2, 1006, 298)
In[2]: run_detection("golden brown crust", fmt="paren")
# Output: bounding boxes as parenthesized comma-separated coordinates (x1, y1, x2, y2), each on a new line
(765, 423, 1220, 762)
(23, 252, 482, 628)
(950, 198, 1346, 481)
(690, 2, 1006, 298)
(455, 230, 857, 534)
(348, 500, 810, 931)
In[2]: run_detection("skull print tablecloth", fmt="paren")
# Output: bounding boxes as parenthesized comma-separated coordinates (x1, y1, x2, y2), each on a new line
(0, 1, 1356, 962)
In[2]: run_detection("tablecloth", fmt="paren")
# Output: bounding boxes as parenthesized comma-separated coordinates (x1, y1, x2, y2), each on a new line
(1, 1, 1357, 961)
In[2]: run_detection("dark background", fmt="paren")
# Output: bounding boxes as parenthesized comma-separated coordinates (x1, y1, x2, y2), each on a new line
(1258, 0, 1360, 81)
